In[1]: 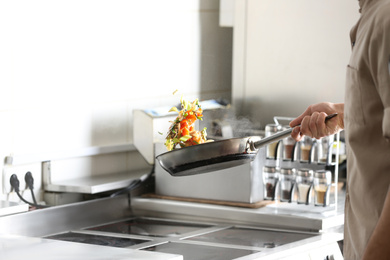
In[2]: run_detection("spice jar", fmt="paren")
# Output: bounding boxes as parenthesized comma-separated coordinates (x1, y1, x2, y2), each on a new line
(265, 124, 282, 159)
(282, 126, 296, 161)
(300, 136, 313, 162)
(317, 135, 334, 164)
(279, 168, 296, 202)
(296, 168, 313, 204)
(262, 166, 279, 200)
(314, 170, 332, 206)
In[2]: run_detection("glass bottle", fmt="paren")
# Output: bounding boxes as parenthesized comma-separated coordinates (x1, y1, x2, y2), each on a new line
(279, 168, 296, 202)
(262, 166, 279, 200)
(317, 135, 334, 164)
(296, 168, 314, 204)
(300, 136, 313, 162)
(314, 170, 332, 206)
(282, 126, 296, 161)
(265, 124, 282, 159)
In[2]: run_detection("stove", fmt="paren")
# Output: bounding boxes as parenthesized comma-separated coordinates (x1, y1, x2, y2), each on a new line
(185, 226, 316, 248)
(86, 217, 212, 237)
(40, 216, 323, 260)
(45, 231, 148, 248)
(142, 242, 258, 260)
(0, 195, 343, 260)
(42, 217, 262, 259)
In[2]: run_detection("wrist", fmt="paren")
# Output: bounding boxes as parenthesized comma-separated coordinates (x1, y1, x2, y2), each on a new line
(332, 103, 345, 130)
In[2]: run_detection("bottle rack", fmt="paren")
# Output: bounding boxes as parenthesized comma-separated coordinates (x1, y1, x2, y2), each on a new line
(262, 116, 340, 213)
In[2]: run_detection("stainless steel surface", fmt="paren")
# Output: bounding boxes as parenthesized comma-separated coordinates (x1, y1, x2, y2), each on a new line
(185, 226, 316, 247)
(0, 234, 182, 260)
(0, 193, 343, 260)
(157, 114, 338, 177)
(155, 143, 265, 203)
(250, 128, 292, 150)
(235, 236, 343, 260)
(40, 217, 339, 260)
(131, 190, 345, 232)
(142, 242, 258, 260)
(0, 200, 29, 217)
(43, 160, 151, 194)
(85, 218, 214, 237)
(265, 124, 282, 133)
(0, 195, 131, 237)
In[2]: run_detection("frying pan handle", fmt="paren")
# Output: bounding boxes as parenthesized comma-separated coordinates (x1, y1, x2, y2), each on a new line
(251, 128, 293, 150)
(250, 113, 338, 151)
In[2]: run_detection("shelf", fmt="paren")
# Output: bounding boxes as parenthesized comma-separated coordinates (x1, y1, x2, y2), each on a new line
(44, 169, 150, 194)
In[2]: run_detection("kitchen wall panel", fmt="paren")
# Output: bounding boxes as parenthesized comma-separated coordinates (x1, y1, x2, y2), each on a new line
(0, 0, 232, 200)
(0, 112, 14, 199)
(232, 0, 360, 127)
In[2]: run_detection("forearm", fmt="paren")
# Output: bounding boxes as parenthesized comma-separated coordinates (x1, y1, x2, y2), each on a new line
(362, 189, 390, 260)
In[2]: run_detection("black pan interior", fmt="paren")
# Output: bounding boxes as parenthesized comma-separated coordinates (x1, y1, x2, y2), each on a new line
(157, 152, 257, 176)
(156, 136, 259, 176)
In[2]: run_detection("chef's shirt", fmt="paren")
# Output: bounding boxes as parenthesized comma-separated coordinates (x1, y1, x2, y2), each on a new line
(344, 0, 390, 258)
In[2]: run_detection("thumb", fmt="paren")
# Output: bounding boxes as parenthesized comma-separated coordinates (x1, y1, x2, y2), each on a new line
(291, 125, 304, 141)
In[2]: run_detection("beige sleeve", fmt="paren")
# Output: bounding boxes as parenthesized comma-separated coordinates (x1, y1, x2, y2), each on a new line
(369, 7, 390, 139)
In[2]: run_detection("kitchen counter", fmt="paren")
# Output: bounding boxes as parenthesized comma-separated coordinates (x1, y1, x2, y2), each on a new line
(0, 193, 344, 260)
(131, 191, 345, 232)
(128, 196, 344, 259)
(0, 234, 182, 260)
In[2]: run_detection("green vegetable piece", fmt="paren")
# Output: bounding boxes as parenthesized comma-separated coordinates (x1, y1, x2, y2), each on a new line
(179, 135, 192, 142)
(169, 107, 179, 113)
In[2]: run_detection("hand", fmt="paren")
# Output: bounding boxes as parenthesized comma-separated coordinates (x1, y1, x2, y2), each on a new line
(289, 102, 344, 141)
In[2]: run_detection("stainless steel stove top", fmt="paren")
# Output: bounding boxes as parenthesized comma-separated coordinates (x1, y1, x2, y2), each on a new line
(185, 226, 316, 248)
(142, 242, 258, 260)
(45, 231, 149, 248)
(0, 195, 343, 260)
(41, 216, 319, 260)
(86, 217, 212, 237)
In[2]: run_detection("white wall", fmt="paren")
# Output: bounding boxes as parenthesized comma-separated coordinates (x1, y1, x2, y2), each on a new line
(232, 0, 360, 126)
(0, 0, 232, 202)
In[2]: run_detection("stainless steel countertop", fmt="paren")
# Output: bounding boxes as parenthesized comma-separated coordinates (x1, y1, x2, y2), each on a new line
(0, 234, 182, 260)
(131, 193, 345, 232)
(0, 200, 28, 217)
(0, 194, 344, 259)
(129, 196, 344, 259)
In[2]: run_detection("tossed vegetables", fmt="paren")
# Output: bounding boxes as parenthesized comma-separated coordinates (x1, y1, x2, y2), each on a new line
(164, 96, 211, 151)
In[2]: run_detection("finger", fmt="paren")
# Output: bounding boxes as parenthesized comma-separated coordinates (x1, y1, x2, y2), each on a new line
(325, 114, 341, 136)
(300, 116, 313, 137)
(291, 126, 304, 142)
(289, 107, 312, 127)
(308, 112, 320, 139)
(316, 112, 328, 138)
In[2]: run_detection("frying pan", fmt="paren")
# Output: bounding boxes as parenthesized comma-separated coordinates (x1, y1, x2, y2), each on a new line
(156, 113, 337, 176)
